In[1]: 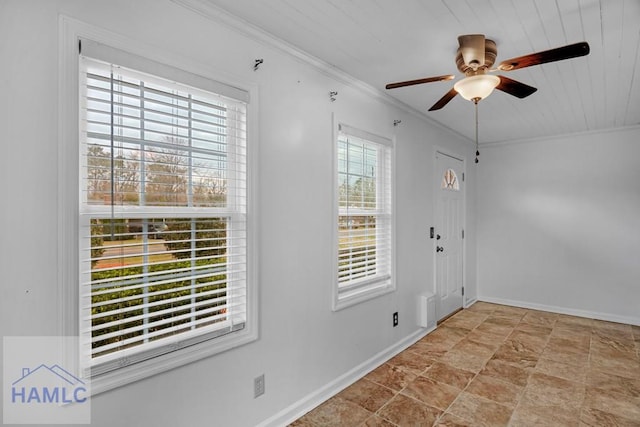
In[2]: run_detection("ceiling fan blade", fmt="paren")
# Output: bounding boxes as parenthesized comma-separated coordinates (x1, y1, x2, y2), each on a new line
(458, 34, 486, 68)
(385, 74, 455, 90)
(496, 76, 537, 98)
(428, 88, 458, 111)
(497, 41, 590, 71)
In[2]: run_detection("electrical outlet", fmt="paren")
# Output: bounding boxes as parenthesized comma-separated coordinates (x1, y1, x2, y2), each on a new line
(254, 374, 265, 398)
(393, 312, 398, 327)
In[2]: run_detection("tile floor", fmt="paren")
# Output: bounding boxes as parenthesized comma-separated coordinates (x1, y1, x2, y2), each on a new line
(289, 302, 640, 426)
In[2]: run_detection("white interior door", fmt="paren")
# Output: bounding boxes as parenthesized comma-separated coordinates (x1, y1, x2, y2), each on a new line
(435, 152, 464, 321)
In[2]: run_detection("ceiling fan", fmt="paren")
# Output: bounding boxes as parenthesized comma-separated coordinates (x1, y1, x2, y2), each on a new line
(385, 34, 590, 111)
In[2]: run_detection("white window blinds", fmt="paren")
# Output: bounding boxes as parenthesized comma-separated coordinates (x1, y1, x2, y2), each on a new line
(79, 45, 248, 376)
(335, 124, 393, 307)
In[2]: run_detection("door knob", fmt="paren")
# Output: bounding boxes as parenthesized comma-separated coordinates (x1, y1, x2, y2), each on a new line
(436, 246, 444, 252)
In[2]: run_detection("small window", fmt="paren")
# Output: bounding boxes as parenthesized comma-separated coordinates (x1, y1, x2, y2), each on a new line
(442, 168, 460, 191)
(334, 124, 394, 310)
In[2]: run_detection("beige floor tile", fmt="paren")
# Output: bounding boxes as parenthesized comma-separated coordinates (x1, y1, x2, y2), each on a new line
(589, 353, 640, 379)
(583, 387, 640, 421)
(514, 322, 553, 338)
(440, 348, 490, 373)
(435, 412, 474, 426)
(632, 325, 640, 342)
(416, 327, 465, 353)
(491, 345, 539, 370)
(423, 361, 476, 390)
(505, 330, 548, 354)
(556, 314, 595, 328)
(499, 337, 541, 357)
(365, 363, 416, 392)
(551, 327, 592, 343)
(336, 378, 395, 413)
(554, 321, 594, 337)
(431, 325, 470, 342)
(443, 312, 489, 330)
(586, 369, 640, 398)
(523, 372, 585, 409)
(450, 337, 497, 358)
(416, 332, 457, 348)
(510, 399, 581, 427)
(463, 301, 496, 313)
(492, 304, 528, 316)
(541, 346, 590, 368)
(485, 313, 522, 327)
(521, 310, 559, 328)
(377, 394, 442, 427)
(387, 349, 434, 375)
(360, 414, 396, 427)
(446, 391, 513, 427)
(547, 335, 591, 354)
(401, 376, 460, 411)
(480, 358, 531, 387)
(590, 335, 638, 361)
(535, 358, 588, 383)
(441, 318, 480, 331)
(288, 416, 316, 426)
(464, 373, 524, 407)
(474, 321, 514, 338)
(579, 407, 640, 427)
(288, 419, 315, 426)
(464, 329, 506, 348)
(493, 338, 540, 362)
(298, 396, 371, 426)
(408, 340, 450, 359)
(592, 320, 634, 333)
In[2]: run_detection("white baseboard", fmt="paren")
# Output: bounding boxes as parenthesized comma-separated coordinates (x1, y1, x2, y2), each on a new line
(256, 327, 434, 427)
(479, 296, 640, 326)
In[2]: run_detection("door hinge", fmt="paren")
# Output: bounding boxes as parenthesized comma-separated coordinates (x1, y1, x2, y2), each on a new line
(462, 287, 465, 296)
(462, 229, 465, 239)
(78, 38, 82, 54)
(462, 172, 465, 182)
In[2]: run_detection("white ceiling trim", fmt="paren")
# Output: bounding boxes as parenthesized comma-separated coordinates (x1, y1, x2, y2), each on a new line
(481, 123, 640, 149)
(171, 0, 472, 145)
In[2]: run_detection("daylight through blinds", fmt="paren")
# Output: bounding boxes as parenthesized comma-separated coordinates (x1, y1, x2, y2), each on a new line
(79, 55, 247, 374)
(337, 128, 392, 299)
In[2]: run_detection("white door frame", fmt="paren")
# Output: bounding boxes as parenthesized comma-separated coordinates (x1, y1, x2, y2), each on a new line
(433, 148, 467, 319)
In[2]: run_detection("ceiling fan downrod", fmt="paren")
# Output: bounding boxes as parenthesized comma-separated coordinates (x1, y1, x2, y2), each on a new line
(474, 99, 480, 164)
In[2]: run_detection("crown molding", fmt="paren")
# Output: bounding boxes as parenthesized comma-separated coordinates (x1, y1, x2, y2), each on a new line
(480, 123, 640, 148)
(170, 0, 471, 145)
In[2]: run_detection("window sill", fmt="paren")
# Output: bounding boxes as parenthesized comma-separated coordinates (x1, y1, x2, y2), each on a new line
(332, 280, 395, 311)
(87, 325, 258, 395)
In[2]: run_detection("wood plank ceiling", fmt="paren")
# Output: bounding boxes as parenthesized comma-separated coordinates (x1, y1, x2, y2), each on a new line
(190, 0, 639, 144)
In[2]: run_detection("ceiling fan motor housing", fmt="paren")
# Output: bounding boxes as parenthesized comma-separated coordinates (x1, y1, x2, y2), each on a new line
(456, 37, 497, 75)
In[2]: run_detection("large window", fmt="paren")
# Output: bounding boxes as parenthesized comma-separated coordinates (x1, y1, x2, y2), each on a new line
(334, 124, 394, 309)
(78, 41, 251, 378)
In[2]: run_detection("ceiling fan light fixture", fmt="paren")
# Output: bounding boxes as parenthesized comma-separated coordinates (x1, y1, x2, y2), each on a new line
(454, 75, 500, 102)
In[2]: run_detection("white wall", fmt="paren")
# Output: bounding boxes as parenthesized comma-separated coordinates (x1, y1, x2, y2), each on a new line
(477, 126, 640, 324)
(0, 1, 475, 426)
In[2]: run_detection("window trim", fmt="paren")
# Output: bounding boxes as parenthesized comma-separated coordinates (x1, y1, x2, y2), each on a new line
(58, 16, 258, 395)
(332, 118, 396, 311)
